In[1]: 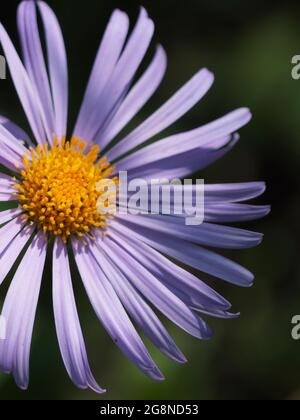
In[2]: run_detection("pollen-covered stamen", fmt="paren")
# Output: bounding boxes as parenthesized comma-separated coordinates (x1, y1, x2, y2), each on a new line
(13, 137, 118, 242)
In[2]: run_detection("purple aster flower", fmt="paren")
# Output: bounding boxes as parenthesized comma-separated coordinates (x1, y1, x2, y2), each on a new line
(0, 0, 270, 393)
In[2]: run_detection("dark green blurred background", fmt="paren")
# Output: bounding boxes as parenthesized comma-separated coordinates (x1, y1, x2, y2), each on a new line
(1, 0, 300, 400)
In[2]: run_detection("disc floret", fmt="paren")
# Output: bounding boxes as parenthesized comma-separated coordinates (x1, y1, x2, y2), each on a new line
(14, 137, 118, 242)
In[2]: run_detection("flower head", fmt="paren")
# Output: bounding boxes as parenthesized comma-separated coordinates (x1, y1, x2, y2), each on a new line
(0, 1, 269, 393)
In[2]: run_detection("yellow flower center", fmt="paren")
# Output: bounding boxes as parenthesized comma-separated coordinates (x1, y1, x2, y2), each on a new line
(14, 137, 118, 242)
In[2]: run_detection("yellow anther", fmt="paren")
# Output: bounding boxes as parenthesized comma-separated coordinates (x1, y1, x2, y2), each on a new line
(14, 136, 118, 242)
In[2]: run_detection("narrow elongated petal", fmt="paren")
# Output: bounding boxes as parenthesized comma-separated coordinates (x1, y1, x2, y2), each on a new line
(0, 136, 24, 171)
(204, 182, 267, 203)
(0, 23, 48, 144)
(53, 239, 105, 393)
(0, 184, 14, 196)
(0, 181, 14, 192)
(0, 173, 13, 182)
(125, 133, 239, 180)
(0, 174, 17, 191)
(101, 236, 213, 340)
(96, 45, 167, 149)
(38, 1, 68, 139)
(110, 222, 231, 311)
(204, 203, 271, 223)
(107, 68, 214, 161)
(0, 116, 33, 146)
(116, 108, 251, 171)
(17, 1, 55, 140)
(194, 308, 240, 319)
(89, 243, 187, 363)
(74, 9, 130, 138)
(80, 8, 154, 143)
(0, 232, 46, 389)
(0, 157, 17, 172)
(0, 225, 33, 286)
(0, 194, 14, 202)
(0, 173, 17, 196)
(0, 208, 22, 226)
(0, 137, 24, 170)
(0, 201, 14, 209)
(117, 213, 263, 249)
(0, 218, 26, 255)
(72, 240, 164, 381)
(0, 122, 30, 157)
(115, 218, 254, 287)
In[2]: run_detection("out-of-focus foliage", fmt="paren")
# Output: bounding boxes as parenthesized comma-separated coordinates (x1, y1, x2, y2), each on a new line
(0, 0, 300, 400)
